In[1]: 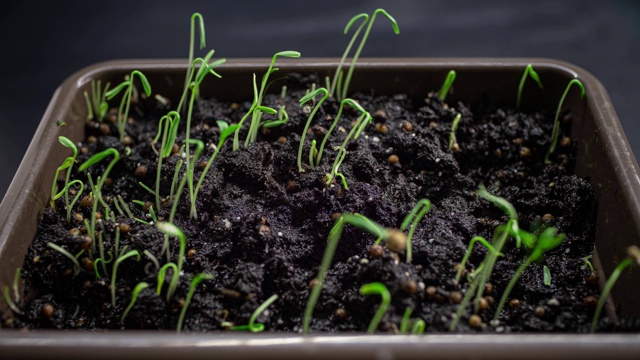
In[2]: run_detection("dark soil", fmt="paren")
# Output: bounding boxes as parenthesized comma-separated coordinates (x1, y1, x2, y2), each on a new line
(3, 73, 632, 333)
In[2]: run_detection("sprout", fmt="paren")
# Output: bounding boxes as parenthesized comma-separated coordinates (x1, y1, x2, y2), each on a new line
(50, 136, 78, 216)
(233, 50, 301, 150)
(327, 13, 368, 99)
(476, 184, 521, 247)
(157, 262, 179, 301)
(177, 273, 214, 333)
(516, 64, 543, 110)
(231, 294, 279, 332)
(52, 180, 83, 223)
(400, 199, 431, 263)
(591, 245, 640, 332)
(455, 236, 503, 284)
(448, 113, 461, 150)
(297, 88, 329, 172)
(359, 282, 391, 334)
(83, 80, 111, 121)
(316, 98, 368, 167)
(110, 250, 140, 307)
(438, 70, 456, 101)
(47, 242, 81, 276)
(177, 13, 206, 114)
(493, 227, 565, 321)
(120, 282, 149, 325)
(156, 222, 187, 299)
(1, 268, 22, 314)
(150, 111, 180, 211)
(143, 250, 160, 272)
(78, 148, 120, 198)
(544, 78, 585, 164)
(543, 265, 552, 286)
(325, 109, 372, 188)
(105, 70, 152, 142)
(338, 9, 399, 101)
(581, 254, 594, 272)
(262, 105, 289, 128)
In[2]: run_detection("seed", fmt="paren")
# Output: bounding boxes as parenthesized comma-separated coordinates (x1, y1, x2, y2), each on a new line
(385, 229, 406, 253)
(309, 278, 318, 289)
(143, 201, 153, 213)
(373, 109, 387, 120)
(87, 136, 98, 144)
(199, 161, 207, 171)
(41, 303, 55, 319)
(33, 256, 41, 264)
(563, 113, 572, 124)
(558, 154, 569, 165)
(542, 213, 555, 222)
(312, 125, 327, 136)
(497, 170, 505, 178)
(513, 138, 524, 146)
(485, 296, 495, 305)
(519, 147, 532, 158)
(80, 236, 93, 250)
(286, 181, 300, 192)
(369, 244, 384, 259)
(452, 143, 460, 152)
(135, 165, 148, 178)
(484, 283, 494, 295)
(477, 297, 489, 310)
(81, 257, 93, 271)
(586, 271, 598, 285)
(278, 136, 287, 144)
(119, 223, 131, 234)
(99, 123, 111, 135)
(509, 298, 521, 309)
(453, 263, 466, 277)
(401, 120, 413, 132)
(335, 308, 347, 321)
(374, 123, 388, 134)
(469, 315, 482, 328)
(221, 288, 241, 299)
(122, 135, 133, 146)
(331, 213, 341, 221)
(80, 147, 89, 154)
(560, 136, 571, 148)
(104, 177, 113, 187)
(533, 306, 546, 318)
(187, 249, 197, 260)
(627, 245, 640, 264)
(80, 195, 94, 209)
(172, 143, 180, 154)
(402, 279, 417, 294)
(494, 149, 502, 157)
(449, 291, 462, 304)
(107, 112, 117, 123)
(388, 155, 400, 164)
(75, 213, 83, 223)
(95, 212, 102, 220)
(428, 122, 438, 129)
(425, 286, 437, 299)
(69, 228, 80, 236)
(583, 295, 598, 309)
(231, 102, 240, 111)
(258, 224, 271, 237)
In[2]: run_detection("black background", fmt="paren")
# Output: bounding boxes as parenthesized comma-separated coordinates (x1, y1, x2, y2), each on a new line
(0, 0, 638, 199)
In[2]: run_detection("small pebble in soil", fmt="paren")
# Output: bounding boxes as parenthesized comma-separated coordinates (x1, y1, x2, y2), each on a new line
(533, 306, 546, 318)
(583, 295, 598, 309)
(509, 298, 521, 309)
(230, 102, 240, 111)
(373, 109, 386, 120)
(335, 308, 347, 321)
(286, 181, 300, 192)
(401, 120, 413, 132)
(74, 212, 83, 223)
(449, 291, 462, 304)
(402, 279, 417, 294)
(369, 244, 384, 259)
(41, 303, 55, 319)
(469, 315, 483, 328)
(135, 165, 148, 178)
(388, 154, 399, 164)
(547, 298, 561, 307)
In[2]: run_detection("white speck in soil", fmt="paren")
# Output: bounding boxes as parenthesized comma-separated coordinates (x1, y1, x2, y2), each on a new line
(496, 326, 505, 333)
(277, 232, 283, 237)
(565, 248, 570, 254)
(441, 315, 449, 323)
(547, 298, 560, 307)
(418, 282, 425, 290)
(428, 238, 434, 243)
(435, 158, 441, 163)
(490, 319, 500, 327)
(438, 172, 442, 177)
(223, 219, 231, 229)
(236, 217, 240, 221)
(181, 152, 186, 158)
(372, 136, 380, 143)
(386, 148, 393, 154)
(360, 258, 369, 265)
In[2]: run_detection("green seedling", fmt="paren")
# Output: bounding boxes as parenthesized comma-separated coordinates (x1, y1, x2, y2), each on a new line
(105, 70, 152, 142)
(110, 250, 140, 307)
(591, 245, 640, 332)
(315, 98, 367, 167)
(298, 88, 329, 171)
(234, 50, 301, 150)
(150, 111, 180, 210)
(493, 227, 565, 320)
(400, 199, 431, 263)
(83, 80, 111, 121)
(455, 236, 503, 284)
(78, 148, 120, 199)
(156, 222, 187, 299)
(400, 307, 412, 333)
(398, 307, 426, 334)
(262, 105, 289, 128)
(177, 12, 206, 113)
(178, 273, 214, 333)
(47, 242, 81, 276)
(143, 250, 160, 271)
(327, 13, 368, 99)
(360, 282, 391, 334)
(157, 262, 179, 301)
(477, 184, 521, 248)
(544, 78, 585, 164)
(50, 137, 78, 214)
(191, 121, 240, 219)
(1, 268, 22, 314)
(231, 294, 279, 332)
(581, 254, 594, 272)
(303, 214, 406, 335)
(120, 281, 149, 325)
(438, 70, 456, 101)
(325, 108, 372, 188)
(516, 64, 543, 110)
(338, 9, 399, 101)
(449, 113, 461, 150)
(543, 265, 552, 286)
(51, 180, 84, 224)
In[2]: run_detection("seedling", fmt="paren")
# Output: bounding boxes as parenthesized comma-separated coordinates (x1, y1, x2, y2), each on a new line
(50, 157, 74, 212)
(83, 80, 111, 121)
(438, 70, 456, 102)
(400, 199, 431, 263)
(581, 254, 594, 272)
(303, 214, 406, 334)
(325, 109, 372, 188)
(316, 98, 368, 167)
(544, 78, 585, 164)
(105, 70, 152, 142)
(110, 250, 141, 307)
(1, 268, 22, 314)
(156, 222, 187, 299)
(157, 262, 179, 301)
(516, 64, 543, 110)
(359, 282, 391, 334)
(78, 147, 120, 199)
(262, 105, 289, 128)
(143, 250, 160, 271)
(337, 9, 399, 101)
(150, 111, 180, 210)
(476, 184, 521, 248)
(177, 273, 214, 333)
(543, 265, 552, 286)
(455, 236, 503, 284)
(591, 245, 640, 332)
(177, 13, 206, 114)
(47, 242, 81, 276)
(233, 50, 301, 150)
(50, 136, 78, 216)
(297, 88, 329, 172)
(51, 180, 83, 224)
(493, 227, 565, 320)
(120, 281, 149, 325)
(326, 13, 368, 99)
(448, 113, 461, 150)
(231, 294, 279, 332)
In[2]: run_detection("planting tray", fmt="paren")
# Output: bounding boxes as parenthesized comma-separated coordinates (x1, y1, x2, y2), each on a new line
(0, 59, 639, 359)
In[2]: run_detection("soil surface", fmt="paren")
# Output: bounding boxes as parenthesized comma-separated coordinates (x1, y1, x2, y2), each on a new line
(4, 73, 635, 333)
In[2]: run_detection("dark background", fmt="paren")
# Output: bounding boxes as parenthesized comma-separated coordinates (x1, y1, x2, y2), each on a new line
(0, 0, 638, 199)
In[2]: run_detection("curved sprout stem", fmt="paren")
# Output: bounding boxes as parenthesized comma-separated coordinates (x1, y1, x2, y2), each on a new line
(360, 282, 391, 334)
(178, 273, 214, 333)
(438, 70, 457, 101)
(516, 64, 543, 110)
(545, 78, 585, 164)
(400, 199, 431, 263)
(231, 294, 279, 332)
(298, 88, 329, 171)
(120, 282, 149, 325)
